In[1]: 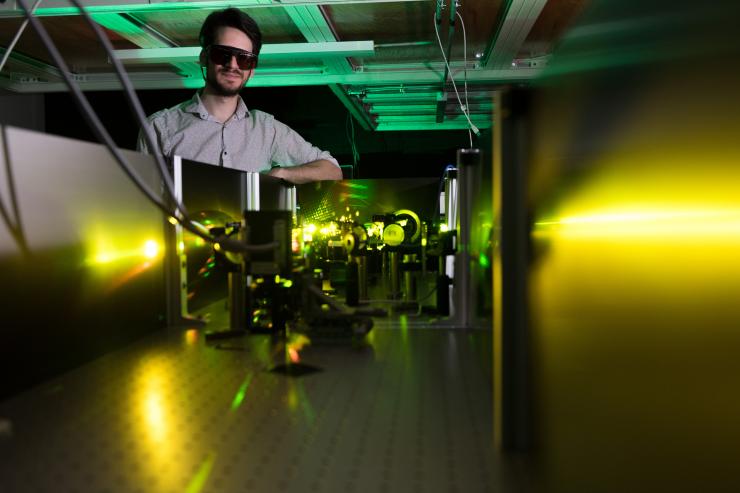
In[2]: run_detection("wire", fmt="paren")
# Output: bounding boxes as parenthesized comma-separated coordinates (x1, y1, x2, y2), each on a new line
(0, 0, 43, 74)
(345, 112, 359, 178)
(432, 9, 479, 147)
(0, 127, 31, 256)
(69, 0, 185, 222)
(15, 0, 273, 255)
(457, 10, 471, 140)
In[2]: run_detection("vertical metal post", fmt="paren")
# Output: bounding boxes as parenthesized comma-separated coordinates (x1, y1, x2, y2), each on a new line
(444, 168, 458, 315)
(454, 148, 481, 328)
(246, 172, 260, 211)
(389, 250, 400, 300)
(164, 155, 190, 327)
(358, 256, 368, 300)
(403, 253, 417, 302)
(445, 168, 458, 233)
(228, 270, 246, 331)
(496, 89, 531, 452)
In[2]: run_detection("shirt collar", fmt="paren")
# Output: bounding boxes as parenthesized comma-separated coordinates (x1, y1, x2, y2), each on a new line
(185, 91, 251, 121)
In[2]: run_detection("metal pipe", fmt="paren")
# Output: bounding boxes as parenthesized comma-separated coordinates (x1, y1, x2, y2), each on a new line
(389, 251, 400, 300)
(445, 168, 458, 233)
(246, 172, 260, 211)
(278, 184, 298, 221)
(403, 253, 417, 302)
(358, 256, 368, 300)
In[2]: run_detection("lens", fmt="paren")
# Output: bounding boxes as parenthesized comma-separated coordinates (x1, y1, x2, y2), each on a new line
(208, 45, 257, 70)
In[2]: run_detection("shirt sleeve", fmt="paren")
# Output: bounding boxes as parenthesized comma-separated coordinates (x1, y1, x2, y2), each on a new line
(137, 117, 164, 156)
(269, 117, 339, 169)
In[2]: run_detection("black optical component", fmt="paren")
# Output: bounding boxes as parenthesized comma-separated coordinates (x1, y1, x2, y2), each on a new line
(207, 44, 258, 70)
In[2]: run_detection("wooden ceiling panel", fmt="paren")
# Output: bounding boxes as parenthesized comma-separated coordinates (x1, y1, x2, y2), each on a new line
(133, 7, 306, 47)
(521, 0, 589, 57)
(2, 16, 139, 73)
(325, 0, 503, 65)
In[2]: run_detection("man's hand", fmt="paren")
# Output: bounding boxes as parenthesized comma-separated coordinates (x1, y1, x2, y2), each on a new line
(268, 159, 343, 184)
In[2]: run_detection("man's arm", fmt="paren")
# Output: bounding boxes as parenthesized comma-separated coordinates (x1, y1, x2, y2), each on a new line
(268, 159, 343, 184)
(136, 119, 163, 156)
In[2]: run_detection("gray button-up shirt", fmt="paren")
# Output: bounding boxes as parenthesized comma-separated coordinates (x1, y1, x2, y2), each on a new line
(137, 92, 338, 172)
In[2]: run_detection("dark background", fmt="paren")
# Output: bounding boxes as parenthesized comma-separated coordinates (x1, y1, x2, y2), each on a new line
(44, 85, 488, 180)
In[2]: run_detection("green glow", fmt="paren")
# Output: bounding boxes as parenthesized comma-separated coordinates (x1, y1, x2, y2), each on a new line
(185, 453, 216, 493)
(371, 103, 493, 115)
(3, 0, 429, 18)
(399, 314, 408, 345)
(375, 118, 492, 132)
(7, 1, 286, 17)
(114, 41, 374, 65)
(91, 13, 142, 36)
(362, 91, 442, 102)
(479, 253, 490, 268)
(231, 373, 254, 412)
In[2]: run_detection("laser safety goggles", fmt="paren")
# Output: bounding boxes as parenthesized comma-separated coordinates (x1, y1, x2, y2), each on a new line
(206, 44, 258, 70)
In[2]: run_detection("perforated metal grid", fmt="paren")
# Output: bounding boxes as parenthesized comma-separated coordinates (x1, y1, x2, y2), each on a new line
(0, 318, 496, 493)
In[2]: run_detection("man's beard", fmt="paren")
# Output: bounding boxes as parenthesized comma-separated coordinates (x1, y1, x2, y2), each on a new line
(205, 67, 244, 97)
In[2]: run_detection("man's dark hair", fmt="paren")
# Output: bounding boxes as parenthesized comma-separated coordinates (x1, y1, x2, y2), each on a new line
(199, 8, 262, 56)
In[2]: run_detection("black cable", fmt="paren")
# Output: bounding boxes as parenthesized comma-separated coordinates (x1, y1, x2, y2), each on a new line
(0, 126, 31, 257)
(349, 110, 359, 178)
(68, 0, 184, 220)
(16, 0, 275, 255)
(0, 0, 43, 74)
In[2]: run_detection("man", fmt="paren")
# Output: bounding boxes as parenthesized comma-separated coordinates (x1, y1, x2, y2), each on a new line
(137, 8, 342, 184)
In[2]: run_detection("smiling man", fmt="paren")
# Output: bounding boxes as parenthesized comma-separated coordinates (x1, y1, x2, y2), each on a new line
(137, 8, 342, 184)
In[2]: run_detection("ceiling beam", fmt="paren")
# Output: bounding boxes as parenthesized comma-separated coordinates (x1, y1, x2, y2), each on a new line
(0, 48, 65, 83)
(284, 3, 375, 130)
(91, 13, 199, 77)
(0, 0, 428, 18)
(329, 84, 374, 131)
(484, 0, 548, 69)
(375, 119, 492, 132)
(0, 66, 539, 92)
(114, 41, 375, 64)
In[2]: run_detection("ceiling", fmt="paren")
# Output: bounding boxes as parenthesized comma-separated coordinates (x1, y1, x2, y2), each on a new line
(0, 0, 587, 132)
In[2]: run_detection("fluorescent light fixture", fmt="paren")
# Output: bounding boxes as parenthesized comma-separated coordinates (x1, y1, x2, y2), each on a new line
(114, 41, 375, 64)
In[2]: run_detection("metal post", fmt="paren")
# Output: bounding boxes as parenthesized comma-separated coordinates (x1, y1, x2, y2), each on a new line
(246, 172, 260, 211)
(228, 269, 246, 331)
(445, 168, 458, 233)
(403, 253, 417, 302)
(454, 148, 481, 328)
(389, 250, 400, 300)
(358, 255, 368, 300)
